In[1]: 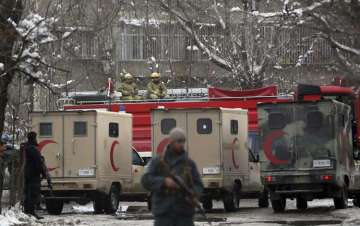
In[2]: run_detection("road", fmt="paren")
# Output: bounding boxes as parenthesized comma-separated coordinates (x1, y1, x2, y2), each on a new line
(35, 199, 360, 226)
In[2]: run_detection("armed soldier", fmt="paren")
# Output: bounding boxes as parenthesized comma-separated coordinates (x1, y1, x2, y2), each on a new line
(147, 72, 167, 99)
(118, 73, 141, 101)
(141, 128, 203, 226)
(24, 132, 43, 219)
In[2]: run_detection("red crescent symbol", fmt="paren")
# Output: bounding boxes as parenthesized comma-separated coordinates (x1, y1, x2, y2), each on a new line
(232, 138, 240, 169)
(157, 138, 170, 155)
(37, 140, 59, 172)
(263, 130, 289, 164)
(110, 141, 120, 172)
(38, 140, 57, 152)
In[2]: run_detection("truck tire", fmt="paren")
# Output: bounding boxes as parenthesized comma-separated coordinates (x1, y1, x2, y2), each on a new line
(353, 198, 360, 207)
(271, 198, 286, 212)
(202, 198, 213, 211)
(296, 197, 308, 210)
(104, 185, 120, 214)
(334, 187, 348, 209)
(258, 190, 269, 208)
(45, 199, 64, 215)
(223, 192, 237, 212)
(93, 195, 105, 214)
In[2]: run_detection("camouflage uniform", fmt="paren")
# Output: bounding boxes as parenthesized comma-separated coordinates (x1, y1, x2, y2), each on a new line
(141, 145, 203, 226)
(147, 82, 167, 99)
(118, 73, 141, 100)
(118, 82, 141, 100)
(147, 72, 167, 99)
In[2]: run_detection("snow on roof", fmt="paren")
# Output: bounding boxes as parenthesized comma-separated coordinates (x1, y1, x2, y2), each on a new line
(119, 18, 160, 27)
(230, 7, 241, 12)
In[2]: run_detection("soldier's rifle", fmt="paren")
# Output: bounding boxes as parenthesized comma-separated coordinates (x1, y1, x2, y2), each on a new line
(169, 173, 212, 225)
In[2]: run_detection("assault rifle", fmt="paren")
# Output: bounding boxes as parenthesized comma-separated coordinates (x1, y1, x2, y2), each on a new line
(41, 156, 54, 196)
(169, 174, 211, 225)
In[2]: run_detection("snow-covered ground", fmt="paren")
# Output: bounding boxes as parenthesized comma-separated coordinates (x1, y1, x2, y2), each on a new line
(1, 199, 360, 226)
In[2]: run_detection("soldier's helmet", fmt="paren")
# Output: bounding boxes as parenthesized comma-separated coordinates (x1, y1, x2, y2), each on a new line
(124, 73, 133, 81)
(150, 72, 160, 79)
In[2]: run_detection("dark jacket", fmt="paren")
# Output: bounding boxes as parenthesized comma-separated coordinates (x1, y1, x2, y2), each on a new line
(25, 143, 43, 184)
(141, 146, 203, 217)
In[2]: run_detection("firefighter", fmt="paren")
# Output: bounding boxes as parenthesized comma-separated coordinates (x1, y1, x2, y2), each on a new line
(24, 132, 43, 219)
(141, 128, 203, 226)
(147, 72, 167, 99)
(118, 73, 141, 100)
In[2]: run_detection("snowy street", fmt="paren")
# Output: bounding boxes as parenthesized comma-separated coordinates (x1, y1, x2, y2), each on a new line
(2, 199, 358, 226)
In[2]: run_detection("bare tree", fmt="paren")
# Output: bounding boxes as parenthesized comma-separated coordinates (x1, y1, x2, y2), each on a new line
(255, 0, 360, 81)
(155, 0, 296, 89)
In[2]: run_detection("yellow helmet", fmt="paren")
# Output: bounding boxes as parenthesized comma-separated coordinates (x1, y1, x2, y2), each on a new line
(124, 73, 133, 80)
(150, 72, 160, 79)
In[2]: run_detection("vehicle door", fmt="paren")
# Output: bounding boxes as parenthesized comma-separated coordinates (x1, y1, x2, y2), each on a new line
(63, 113, 96, 178)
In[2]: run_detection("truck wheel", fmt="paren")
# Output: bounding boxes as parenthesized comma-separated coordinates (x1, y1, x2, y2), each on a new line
(271, 198, 286, 212)
(202, 198, 213, 211)
(223, 192, 237, 212)
(104, 185, 120, 214)
(353, 198, 360, 207)
(45, 199, 64, 215)
(296, 198, 308, 210)
(93, 195, 105, 214)
(258, 190, 269, 208)
(334, 187, 348, 209)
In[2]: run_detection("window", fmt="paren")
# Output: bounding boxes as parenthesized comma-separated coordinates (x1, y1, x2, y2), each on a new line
(39, 123, 52, 137)
(306, 111, 323, 128)
(132, 150, 144, 166)
(230, 120, 238, 135)
(74, 121, 87, 136)
(109, 123, 119, 137)
(197, 118, 212, 134)
(161, 118, 176, 135)
(269, 113, 286, 129)
(339, 114, 345, 128)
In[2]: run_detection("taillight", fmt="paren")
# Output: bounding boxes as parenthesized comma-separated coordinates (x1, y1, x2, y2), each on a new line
(321, 175, 333, 181)
(265, 176, 273, 183)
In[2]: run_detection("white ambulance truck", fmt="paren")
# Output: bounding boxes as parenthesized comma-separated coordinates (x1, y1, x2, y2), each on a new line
(31, 110, 132, 215)
(151, 107, 268, 212)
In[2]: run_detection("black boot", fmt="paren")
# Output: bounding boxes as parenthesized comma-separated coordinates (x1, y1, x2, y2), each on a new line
(32, 213, 44, 220)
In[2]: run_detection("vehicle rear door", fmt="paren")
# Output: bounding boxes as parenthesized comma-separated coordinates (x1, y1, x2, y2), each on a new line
(63, 112, 96, 178)
(187, 110, 221, 175)
(32, 113, 64, 178)
(152, 110, 187, 156)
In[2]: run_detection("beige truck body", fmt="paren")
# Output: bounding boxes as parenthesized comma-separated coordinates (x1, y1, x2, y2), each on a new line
(31, 110, 133, 214)
(151, 107, 267, 211)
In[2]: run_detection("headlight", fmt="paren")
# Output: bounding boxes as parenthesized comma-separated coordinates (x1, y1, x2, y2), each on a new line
(203, 167, 220, 175)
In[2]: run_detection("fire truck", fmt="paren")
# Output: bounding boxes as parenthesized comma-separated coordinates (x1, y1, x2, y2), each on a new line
(63, 86, 291, 161)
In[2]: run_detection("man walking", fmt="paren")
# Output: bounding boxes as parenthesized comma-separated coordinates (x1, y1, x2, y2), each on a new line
(24, 132, 43, 219)
(142, 128, 203, 226)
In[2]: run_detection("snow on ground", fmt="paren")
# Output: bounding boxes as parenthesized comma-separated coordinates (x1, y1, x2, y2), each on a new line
(0, 203, 39, 226)
(3, 199, 360, 225)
